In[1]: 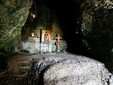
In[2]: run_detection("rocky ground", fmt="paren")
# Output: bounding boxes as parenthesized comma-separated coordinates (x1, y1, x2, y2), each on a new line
(0, 52, 112, 85)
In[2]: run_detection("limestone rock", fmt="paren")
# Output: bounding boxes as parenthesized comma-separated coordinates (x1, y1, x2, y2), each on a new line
(43, 53, 111, 85)
(0, 53, 111, 85)
(81, 0, 113, 66)
(0, 0, 32, 49)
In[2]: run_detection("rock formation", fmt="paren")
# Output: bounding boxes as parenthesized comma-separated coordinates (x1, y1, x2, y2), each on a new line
(0, 53, 111, 85)
(81, 0, 113, 68)
(0, 0, 32, 51)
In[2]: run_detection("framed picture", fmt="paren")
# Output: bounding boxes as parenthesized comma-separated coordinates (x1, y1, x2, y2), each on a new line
(42, 30, 51, 43)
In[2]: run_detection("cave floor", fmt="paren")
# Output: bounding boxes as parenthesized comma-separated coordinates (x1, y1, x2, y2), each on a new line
(0, 52, 32, 85)
(0, 52, 61, 85)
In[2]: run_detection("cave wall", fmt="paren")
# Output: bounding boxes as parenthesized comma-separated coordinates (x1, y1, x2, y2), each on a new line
(81, 0, 113, 70)
(0, 0, 32, 55)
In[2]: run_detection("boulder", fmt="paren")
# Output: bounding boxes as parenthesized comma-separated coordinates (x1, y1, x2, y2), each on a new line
(43, 53, 111, 85)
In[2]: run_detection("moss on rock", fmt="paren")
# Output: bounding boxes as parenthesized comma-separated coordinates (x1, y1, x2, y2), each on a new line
(0, 0, 32, 50)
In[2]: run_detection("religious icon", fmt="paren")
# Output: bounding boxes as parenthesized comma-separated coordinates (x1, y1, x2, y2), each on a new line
(44, 31, 49, 42)
(42, 30, 51, 43)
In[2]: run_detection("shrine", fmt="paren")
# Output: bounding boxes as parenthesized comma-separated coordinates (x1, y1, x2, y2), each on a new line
(19, 1, 67, 54)
(21, 24, 67, 54)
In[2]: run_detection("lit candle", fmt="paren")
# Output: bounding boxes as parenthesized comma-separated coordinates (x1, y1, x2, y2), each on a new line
(31, 13, 36, 18)
(31, 32, 34, 37)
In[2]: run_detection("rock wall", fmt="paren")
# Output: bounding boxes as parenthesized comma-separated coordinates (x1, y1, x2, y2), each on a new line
(0, 0, 32, 70)
(81, 0, 113, 70)
(0, 0, 32, 51)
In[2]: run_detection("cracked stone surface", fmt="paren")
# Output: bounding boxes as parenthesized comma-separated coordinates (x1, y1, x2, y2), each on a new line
(0, 52, 111, 85)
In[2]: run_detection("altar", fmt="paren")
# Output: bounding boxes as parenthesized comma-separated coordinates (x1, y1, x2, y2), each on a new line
(21, 28, 67, 54)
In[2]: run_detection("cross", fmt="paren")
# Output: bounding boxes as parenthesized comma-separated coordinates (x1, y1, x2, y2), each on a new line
(54, 34, 61, 41)
(54, 34, 62, 53)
